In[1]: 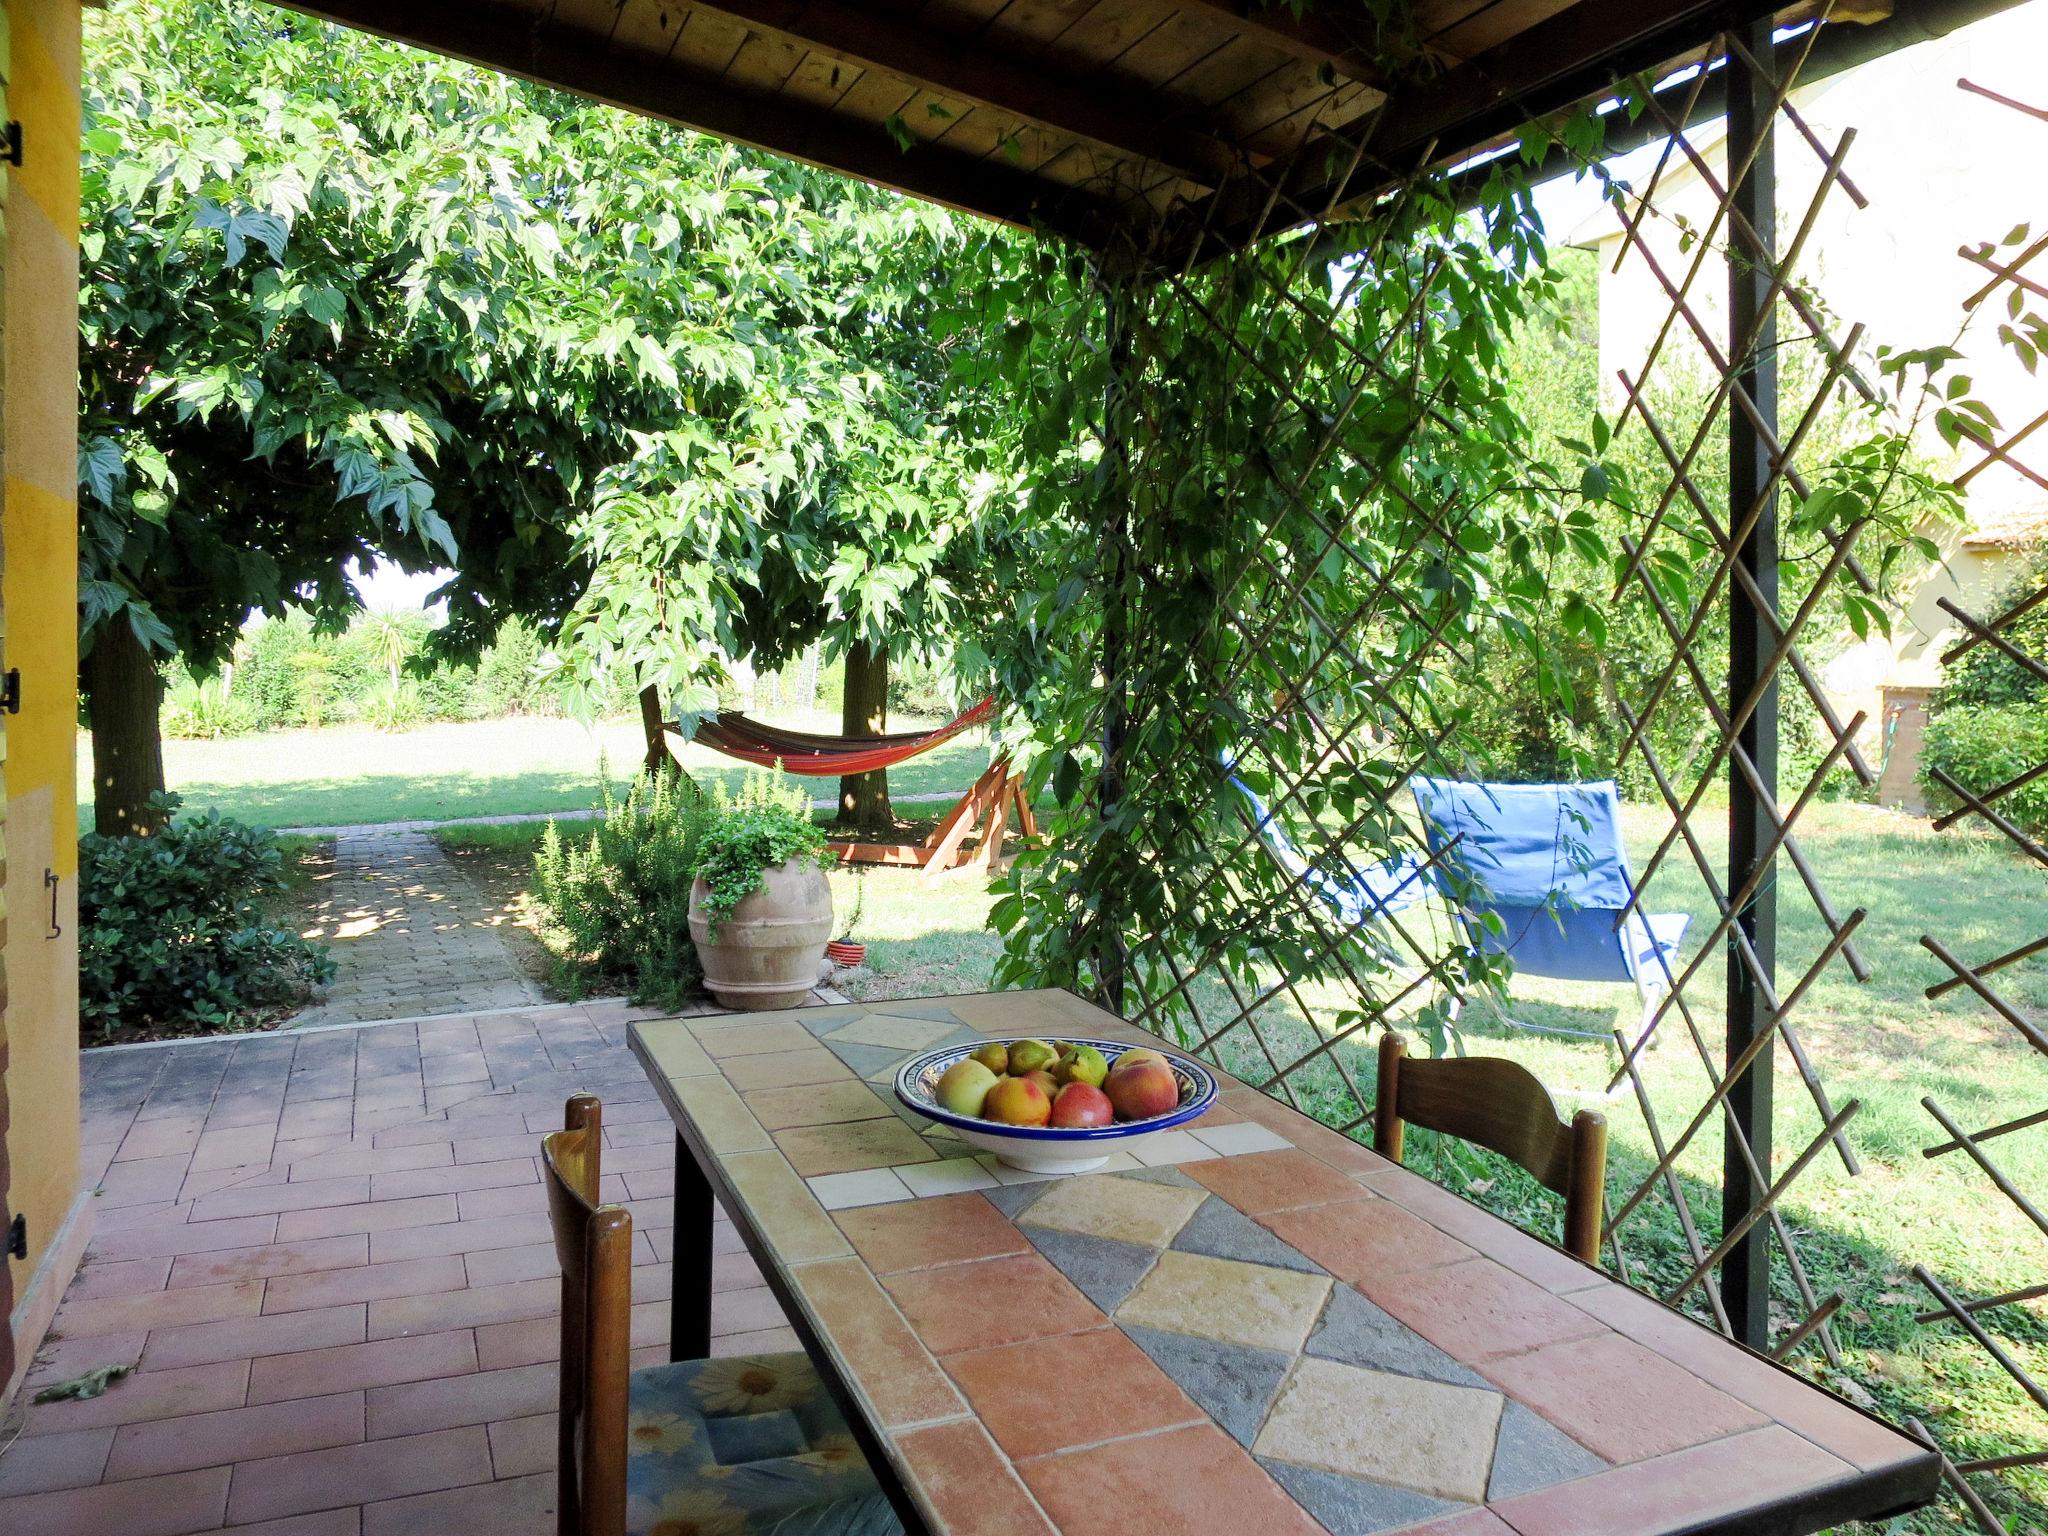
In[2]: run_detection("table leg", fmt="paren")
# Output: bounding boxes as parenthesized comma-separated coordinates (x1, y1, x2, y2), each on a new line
(671, 1130, 713, 1362)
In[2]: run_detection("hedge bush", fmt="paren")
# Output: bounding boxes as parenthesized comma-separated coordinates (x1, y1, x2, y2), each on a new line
(80, 795, 334, 1037)
(1921, 546, 2048, 835)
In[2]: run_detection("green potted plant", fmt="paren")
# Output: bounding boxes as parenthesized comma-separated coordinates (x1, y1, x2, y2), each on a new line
(687, 781, 837, 1010)
(825, 869, 868, 969)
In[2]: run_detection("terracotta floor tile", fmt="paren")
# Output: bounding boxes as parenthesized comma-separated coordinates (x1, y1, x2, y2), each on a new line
(115, 1119, 206, 1163)
(0, 1427, 116, 1498)
(17, 1360, 251, 1436)
(1477, 1330, 1767, 1463)
(143, 1303, 366, 1370)
(367, 1276, 557, 1340)
(57, 1278, 265, 1338)
(188, 1176, 371, 1223)
(0, 1465, 229, 1536)
(788, 1258, 967, 1426)
(367, 1362, 556, 1439)
(370, 1158, 536, 1201)
(1361, 1257, 1606, 1364)
(774, 1118, 941, 1176)
(248, 1329, 478, 1404)
(484, 1414, 556, 1478)
(452, 1182, 548, 1219)
(105, 1392, 364, 1481)
(836, 1192, 1032, 1273)
(1185, 1149, 1371, 1214)
(359, 1468, 554, 1536)
(265, 1255, 467, 1313)
(166, 1234, 370, 1289)
(946, 1326, 1206, 1459)
(64, 1256, 174, 1301)
(224, 1425, 494, 1524)
(98, 1155, 199, 1209)
(461, 1241, 559, 1288)
(191, 1124, 281, 1173)
(1018, 1422, 1324, 1536)
(1259, 1196, 1475, 1283)
(292, 1143, 454, 1179)
(90, 1213, 282, 1263)
(274, 1195, 459, 1242)
(370, 1213, 554, 1263)
(222, 1509, 363, 1536)
(1491, 1425, 1855, 1536)
(882, 1252, 1105, 1356)
(896, 1420, 1057, 1536)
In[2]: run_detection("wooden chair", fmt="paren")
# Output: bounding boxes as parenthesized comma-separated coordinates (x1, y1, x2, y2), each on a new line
(1374, 1034, 1609, 1265)
(542, 1094, 900, 1536)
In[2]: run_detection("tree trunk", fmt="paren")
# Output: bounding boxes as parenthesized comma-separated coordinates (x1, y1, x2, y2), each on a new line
(84, 621, 169, 838)
(837, 640, 892, 832)
(639, 682, 674, 778)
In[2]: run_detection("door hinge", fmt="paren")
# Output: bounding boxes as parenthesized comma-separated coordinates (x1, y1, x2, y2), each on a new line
(2, 122, 21, 169)
(6, 1214, 26, 1261)
(1, 668, 20, 714)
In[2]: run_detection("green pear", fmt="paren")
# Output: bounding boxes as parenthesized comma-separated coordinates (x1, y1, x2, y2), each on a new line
(969, 1042, 1010, 1076)
(936, 1058, 999, 1117)
(1006, 1038, 1059, 1075)
(1055, 1045, 1108, 1088)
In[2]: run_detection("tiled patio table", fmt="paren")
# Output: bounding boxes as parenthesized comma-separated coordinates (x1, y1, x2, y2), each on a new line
(628, 988, 1938, 1536)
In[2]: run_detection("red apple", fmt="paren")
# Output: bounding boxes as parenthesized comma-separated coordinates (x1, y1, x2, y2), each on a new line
(983, 1074, 1052, 1127)
(1050, 1082, 1114, 1128)
(1106, 1056, 1180, 1121)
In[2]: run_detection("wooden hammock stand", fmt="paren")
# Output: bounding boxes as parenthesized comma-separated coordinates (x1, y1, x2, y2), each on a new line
(645, 693, 1036, 879)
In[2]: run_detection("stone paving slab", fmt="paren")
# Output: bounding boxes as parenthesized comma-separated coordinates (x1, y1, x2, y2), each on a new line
(2, 997, 834, 1534)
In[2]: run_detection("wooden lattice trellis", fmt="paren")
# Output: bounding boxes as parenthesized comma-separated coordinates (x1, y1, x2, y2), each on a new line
(1898, 75, 2048, 1531)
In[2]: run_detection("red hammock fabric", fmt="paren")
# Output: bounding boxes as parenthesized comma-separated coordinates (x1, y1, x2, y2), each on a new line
(686, 695, 996, 777)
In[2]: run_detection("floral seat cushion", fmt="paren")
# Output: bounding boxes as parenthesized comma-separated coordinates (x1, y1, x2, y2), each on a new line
(625, 1352, 901, 1536)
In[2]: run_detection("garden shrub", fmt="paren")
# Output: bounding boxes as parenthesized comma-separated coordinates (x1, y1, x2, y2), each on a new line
(534, 768, 716, 1010)
(1921, 545, 2048, 835)
(80, 794, 334, 1037)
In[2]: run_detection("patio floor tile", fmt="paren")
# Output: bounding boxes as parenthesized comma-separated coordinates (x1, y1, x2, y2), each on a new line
(104, 1393, 365, 1481)
(223, 1425, 494, 1524)
(366, 1363, 556, 1439)
(248, 1329, 479, 1403)
(0, 1465, 231, 1536)
(0, 1425, 116, 1498)
(15, 1360, 251, 1435)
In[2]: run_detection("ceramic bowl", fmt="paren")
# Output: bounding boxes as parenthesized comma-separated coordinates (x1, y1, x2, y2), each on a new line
(894, 1037, 1218, 1174)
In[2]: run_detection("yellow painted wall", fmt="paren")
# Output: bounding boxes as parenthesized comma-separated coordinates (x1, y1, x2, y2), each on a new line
(3, 0, 82, 1373)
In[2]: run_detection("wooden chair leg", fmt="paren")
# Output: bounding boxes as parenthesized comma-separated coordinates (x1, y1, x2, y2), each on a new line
(1564, 1109, 1609, 1267)
(1374, 1033, 1407, 1162)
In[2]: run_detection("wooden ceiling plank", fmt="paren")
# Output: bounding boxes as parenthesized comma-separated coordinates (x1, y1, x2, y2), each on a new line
(1171, 0, 1390, 85)
(673, 0, 1237, 185)
(273, 0, 1118, 241)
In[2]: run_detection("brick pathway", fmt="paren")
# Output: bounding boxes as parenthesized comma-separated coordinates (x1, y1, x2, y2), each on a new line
(290, 829, 543, 1027)
(0, 997, 838, 1535)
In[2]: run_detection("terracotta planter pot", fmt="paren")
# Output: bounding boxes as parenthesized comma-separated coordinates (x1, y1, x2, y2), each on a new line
(689, 857, 834, 1011)
(824, 940, 866, 967)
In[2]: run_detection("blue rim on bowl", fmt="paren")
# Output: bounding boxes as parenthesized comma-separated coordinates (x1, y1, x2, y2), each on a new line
(894, 1037, 1218, 1141)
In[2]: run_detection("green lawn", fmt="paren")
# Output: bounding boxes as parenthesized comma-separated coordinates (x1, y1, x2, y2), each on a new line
(90, 710, 993, 831)
(446, 800, 2044, 1530)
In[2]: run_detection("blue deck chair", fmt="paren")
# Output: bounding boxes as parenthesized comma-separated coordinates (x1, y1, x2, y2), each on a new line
(1409, 777, 1689, 1050)
(1228, 775, 1430, 933)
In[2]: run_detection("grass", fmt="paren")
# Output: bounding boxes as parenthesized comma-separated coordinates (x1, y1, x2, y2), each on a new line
(443, 799, 2044, 1531)
(92, 709, 994, 832)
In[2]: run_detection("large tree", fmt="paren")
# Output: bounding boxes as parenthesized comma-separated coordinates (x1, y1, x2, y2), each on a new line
(79, 0, 973, 835)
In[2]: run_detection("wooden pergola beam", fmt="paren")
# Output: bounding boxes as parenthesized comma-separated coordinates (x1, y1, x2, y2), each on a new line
(1170, 0, 1791, 259)
(1171, 0, 1389, 85)
(272, 0, 1120, 245)
(674, 0, 1241, 188)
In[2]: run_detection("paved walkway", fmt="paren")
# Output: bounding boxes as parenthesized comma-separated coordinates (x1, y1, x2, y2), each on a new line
(0, 997, 840, 1535)
(278, 787, 970, 841)
(288, 829, 543, 1028)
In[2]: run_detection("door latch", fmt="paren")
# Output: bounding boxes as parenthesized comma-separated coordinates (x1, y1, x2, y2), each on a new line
(45, 868, 61, 939)
(1, 669, 19, 713)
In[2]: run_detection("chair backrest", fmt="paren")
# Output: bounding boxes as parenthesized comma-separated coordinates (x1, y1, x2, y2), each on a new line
(1374, 1033, 1608, 1265)
(542, 1094, 634, 1536)
(1227, 774, 1429, 925)
(1410, 777, 1643, 984)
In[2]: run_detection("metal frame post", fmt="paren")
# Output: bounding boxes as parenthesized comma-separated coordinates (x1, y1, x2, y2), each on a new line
(1724, 21, 1780, 1352)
